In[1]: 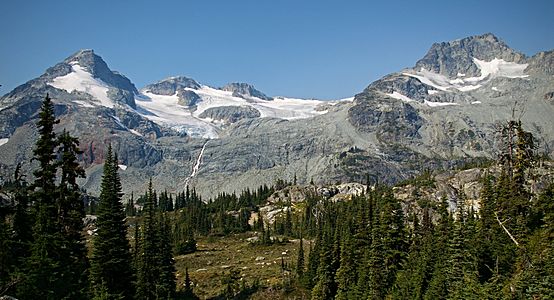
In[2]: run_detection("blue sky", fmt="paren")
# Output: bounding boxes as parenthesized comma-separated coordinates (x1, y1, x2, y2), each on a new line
(1, 0, 553, 99)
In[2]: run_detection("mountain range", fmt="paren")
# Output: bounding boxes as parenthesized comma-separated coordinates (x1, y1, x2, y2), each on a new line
(0, 33, 553, 198)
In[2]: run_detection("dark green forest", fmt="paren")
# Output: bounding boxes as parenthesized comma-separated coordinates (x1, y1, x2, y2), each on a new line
(0, 96, 553, 299)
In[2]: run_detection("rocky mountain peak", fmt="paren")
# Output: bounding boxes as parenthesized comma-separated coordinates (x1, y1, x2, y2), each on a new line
(221, 82, 273, 100)
(143, 76, 201, 96)
(59, 49, 139, 95)
(414, 33, 526, 78)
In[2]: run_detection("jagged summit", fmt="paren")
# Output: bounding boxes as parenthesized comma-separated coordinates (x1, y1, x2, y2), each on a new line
(143, 76, 201, 96)
(414, 33, 526, 78)
(221, 82, 273, 101)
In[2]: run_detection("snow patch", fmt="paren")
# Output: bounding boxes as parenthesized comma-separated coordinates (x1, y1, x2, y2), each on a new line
(72, 100, 95, 108)
(111, 116, 143, 137)
(456, 84, 482, 92)
(424, 100, 458, 107)
(471, 101, 482, 104)
(48, 64, 114, 108)
(0, 138, 8, 146)
(118, 165, 128, 171)
(492, 87, 501, 92)
(428, 90, 439, 95)
(387, 92, 415, 103)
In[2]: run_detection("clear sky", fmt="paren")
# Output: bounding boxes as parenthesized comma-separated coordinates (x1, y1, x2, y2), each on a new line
(1, 0, 553, 100)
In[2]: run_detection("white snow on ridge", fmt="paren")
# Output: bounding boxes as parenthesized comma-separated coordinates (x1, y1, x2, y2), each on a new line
(48, 63, 114, 108)
(118, 164, 128, 171)
(135, 85, 345, 138)
(136, 91, 219, 139)
(0, 138, 9, 146)
(386, 91, 458, 108)
(403, 57, 528, 93)
(190, 86, 328, 120)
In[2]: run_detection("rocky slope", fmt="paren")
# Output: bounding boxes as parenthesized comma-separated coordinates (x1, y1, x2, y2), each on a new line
(0, 34, 553, 200)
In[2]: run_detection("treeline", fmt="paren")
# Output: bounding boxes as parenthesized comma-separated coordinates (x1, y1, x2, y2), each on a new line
(1, 95, 553, 299)
(289, 120, 553, 299)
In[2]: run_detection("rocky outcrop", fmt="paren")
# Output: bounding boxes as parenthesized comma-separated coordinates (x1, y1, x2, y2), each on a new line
(198, 105, 261, 123)
(348, 90, 423, 140)
(221, 83, 273, 100)
(367, 74, 429, 102)
(177, 90, 201, 106)
(144, 76, 200, 95)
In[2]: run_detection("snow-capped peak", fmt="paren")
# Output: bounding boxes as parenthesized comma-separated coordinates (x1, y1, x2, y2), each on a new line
(48, 63, 115, 108)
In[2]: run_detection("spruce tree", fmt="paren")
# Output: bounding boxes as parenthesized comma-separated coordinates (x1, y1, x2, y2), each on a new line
(56, 130, 88, 298)
(156, 212, 176, 298)
(296, 235, 305, 278)
(335, 229, 358, 300)
(136, 179, 160, 299)
(17, 94, 67, 299)
(89, 145, 134, 299)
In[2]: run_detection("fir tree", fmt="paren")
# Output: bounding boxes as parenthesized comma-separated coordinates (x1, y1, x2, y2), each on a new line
(89, 145, 134, 299)
(136, 179, 160, 300)
(56, 129, 88, 299)
(335, 229, 358, 300)
(17, 94, 67, 299)
(296, 235, 305, 278)
(156, 212, 176, 298)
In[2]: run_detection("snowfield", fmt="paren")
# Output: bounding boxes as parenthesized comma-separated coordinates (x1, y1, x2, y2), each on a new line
(403, 57, 528, 93)
(48, 62, 114, 108)
(136, 85, 340, 138)
(47, 63, 350, 139)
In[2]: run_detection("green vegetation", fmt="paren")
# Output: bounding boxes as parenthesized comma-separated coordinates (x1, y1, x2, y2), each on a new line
(0, 95, 552, 299)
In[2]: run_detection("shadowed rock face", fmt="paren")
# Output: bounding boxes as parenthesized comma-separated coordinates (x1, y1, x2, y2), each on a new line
(198, 106, 261, 123)
(1, 34, 553, 200)
(221, 82, 273, 100)
(177, 90, 201, 107)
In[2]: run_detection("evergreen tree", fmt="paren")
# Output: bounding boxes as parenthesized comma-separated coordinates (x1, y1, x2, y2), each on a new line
(296, 235, 305, 278)
(56, 130, 88, 299)
(89, 145, 134, 299)
(17, 94, 67, 299)
(9, 164, 32, 264)
(136, 179, 160, 300)
(156, 212, 176, 298)
(335, 229, 358, 300)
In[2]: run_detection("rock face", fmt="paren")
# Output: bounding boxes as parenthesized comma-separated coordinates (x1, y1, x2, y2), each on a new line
(143, 76, 202, 107)
(198, 106, 261, 123)
(221, 82, 273, 100)
(1, 33, 553, 201)
(414, 33, 526, 77)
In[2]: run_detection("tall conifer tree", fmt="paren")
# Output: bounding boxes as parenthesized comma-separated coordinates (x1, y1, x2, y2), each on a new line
(89, 145, 134, 299)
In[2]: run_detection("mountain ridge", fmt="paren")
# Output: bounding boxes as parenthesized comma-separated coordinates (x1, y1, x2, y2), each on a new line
(0, 33, 553, 199)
